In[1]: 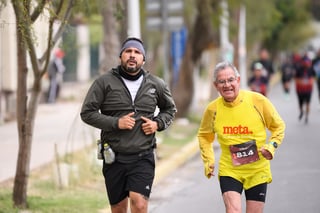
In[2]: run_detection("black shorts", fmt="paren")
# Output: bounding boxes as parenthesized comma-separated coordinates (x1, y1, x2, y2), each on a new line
(219, 176, 267, 202)
(102, 152, 155, 205)
(297, 92, 312, 106)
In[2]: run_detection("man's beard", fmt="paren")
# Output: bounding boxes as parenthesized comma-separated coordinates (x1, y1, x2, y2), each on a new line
(122, 62, 142, 74)
(126, 66, 140, 73)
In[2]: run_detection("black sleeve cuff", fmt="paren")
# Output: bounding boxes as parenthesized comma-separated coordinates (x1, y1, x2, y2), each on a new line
(154, 118, 164, 131)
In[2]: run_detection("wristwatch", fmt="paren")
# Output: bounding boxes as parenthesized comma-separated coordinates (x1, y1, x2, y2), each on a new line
(269, 142, 278, 149)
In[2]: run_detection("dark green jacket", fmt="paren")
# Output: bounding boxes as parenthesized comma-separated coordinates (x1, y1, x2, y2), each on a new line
(80, 66, 176, 154)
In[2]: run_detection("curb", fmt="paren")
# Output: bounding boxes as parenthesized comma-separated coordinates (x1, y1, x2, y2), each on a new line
(153, 138, 199, 185)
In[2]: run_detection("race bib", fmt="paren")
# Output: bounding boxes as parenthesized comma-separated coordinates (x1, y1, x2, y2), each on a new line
(229, 140, 259, 166)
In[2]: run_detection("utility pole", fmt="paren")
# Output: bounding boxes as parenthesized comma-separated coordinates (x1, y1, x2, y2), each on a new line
(238, 5, 247, 89)
(161, 0, 170, 84)
(127, 0, 141, 38)
(220, 0, 233, 62)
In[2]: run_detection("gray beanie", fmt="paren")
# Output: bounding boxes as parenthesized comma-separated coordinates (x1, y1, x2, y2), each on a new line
(119, 38, 146, 60)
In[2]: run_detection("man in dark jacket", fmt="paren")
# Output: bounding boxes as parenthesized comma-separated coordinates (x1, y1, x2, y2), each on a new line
(80, 37, 176, 213)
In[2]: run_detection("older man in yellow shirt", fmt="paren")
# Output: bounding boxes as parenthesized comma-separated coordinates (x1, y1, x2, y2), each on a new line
(198, 61, 285, 213)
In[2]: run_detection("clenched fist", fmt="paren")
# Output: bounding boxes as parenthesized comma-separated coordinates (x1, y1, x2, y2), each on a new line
(118, 112, 136, 130)
(141, 116, 158, 135)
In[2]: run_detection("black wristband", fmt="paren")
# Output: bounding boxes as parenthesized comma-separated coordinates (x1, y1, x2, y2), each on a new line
(269, 142, 278, 148)
(154, 118, 164, 131)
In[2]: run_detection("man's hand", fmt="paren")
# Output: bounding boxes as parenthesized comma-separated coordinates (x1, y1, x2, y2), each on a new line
(118, 112, 136, 130)
(208, 164, 215, 177)
(141, 116, 158, 135)
(260, 147, 273, 160)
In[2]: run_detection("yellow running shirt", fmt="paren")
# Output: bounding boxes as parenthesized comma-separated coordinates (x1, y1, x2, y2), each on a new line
(198, 90, 285, 189)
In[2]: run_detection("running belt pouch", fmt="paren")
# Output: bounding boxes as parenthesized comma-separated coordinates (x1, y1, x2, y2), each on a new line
(116, 150, 152, 163)
(116, 154, 139, 163)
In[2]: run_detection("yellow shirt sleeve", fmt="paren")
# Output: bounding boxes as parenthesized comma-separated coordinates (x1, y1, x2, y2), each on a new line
(252, 93, 286, 158)
(198, 101, 217, 178)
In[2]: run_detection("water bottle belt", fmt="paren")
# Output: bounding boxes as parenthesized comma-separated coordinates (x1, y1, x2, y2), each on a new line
(116, 148, 153, 158)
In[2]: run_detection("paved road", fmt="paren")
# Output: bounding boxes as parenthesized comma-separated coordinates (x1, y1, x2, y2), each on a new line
(149, 82, 320, 213)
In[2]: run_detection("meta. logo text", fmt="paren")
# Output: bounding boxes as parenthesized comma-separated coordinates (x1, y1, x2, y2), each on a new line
(223, 125, 253, 134)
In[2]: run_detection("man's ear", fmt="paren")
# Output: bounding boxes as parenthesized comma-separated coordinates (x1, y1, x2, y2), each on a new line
(213, 82, 218, 89)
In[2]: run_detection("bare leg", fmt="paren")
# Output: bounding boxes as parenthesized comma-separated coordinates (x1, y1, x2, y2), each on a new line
(111, 197, 128, 213)
(246, 200, 264, 213)
(298, 103, 303, 121)
(305, 103, 310, 123)
(130, 191, 148, 213)
(222, 191, 242, 213)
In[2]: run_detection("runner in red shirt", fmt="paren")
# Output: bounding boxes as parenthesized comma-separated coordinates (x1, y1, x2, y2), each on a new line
(294, 55, 316, 124)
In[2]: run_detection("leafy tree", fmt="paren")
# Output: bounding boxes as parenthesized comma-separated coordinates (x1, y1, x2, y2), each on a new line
(99, 0, 125, 74)
(264, 0, 314, 53)
(172, 0, 220, 117)
(172, 0, 315, 117)
(8, 0, 75, 208)
(310, 0, 320, 20)
(234, 0, 314, 55)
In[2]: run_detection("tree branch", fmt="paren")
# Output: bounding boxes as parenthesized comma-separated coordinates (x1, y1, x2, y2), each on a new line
(30, 0, 47, 23)
(23, 0, 30, 15)
(39, 0, 75, 69)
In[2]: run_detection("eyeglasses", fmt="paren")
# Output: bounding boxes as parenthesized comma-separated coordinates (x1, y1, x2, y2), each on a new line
(216, 77, 237, 86)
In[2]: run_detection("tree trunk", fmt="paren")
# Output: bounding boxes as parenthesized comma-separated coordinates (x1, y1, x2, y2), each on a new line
(172, 39, 195, 117)
(99, 0, 122, 74)
(172, 0, 218, 117)
(11, 0, 73, 207)
(12, 18, 30, 208)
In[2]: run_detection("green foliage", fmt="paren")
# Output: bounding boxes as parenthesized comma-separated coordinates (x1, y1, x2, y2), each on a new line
(244, 0, 282, 48)
(71, 0, 125, 23)
(89, 15, 103, 46)
(25, 189, 106, 213)
(72, 0, 99, 18)
(0, 146, 107, 213)
(0, 189, 19, 213)
(0, 180, 106, 213)
(226, 0, 314, 52)
(264, 0, 315, 51)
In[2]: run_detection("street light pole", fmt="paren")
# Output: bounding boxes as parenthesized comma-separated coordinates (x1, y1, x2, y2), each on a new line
(127, 0, 141, 38)
(161, 0, 170, 84)
(220, 0, 233, 62)
(238, 4, 247, 89)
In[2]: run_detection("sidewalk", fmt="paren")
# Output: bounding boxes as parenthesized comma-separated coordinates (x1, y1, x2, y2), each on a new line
(0, 82, 200, 184)
(0, 82, 98, 183)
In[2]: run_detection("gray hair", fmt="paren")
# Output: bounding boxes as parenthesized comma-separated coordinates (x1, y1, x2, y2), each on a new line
(213, 61, 240, 82)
